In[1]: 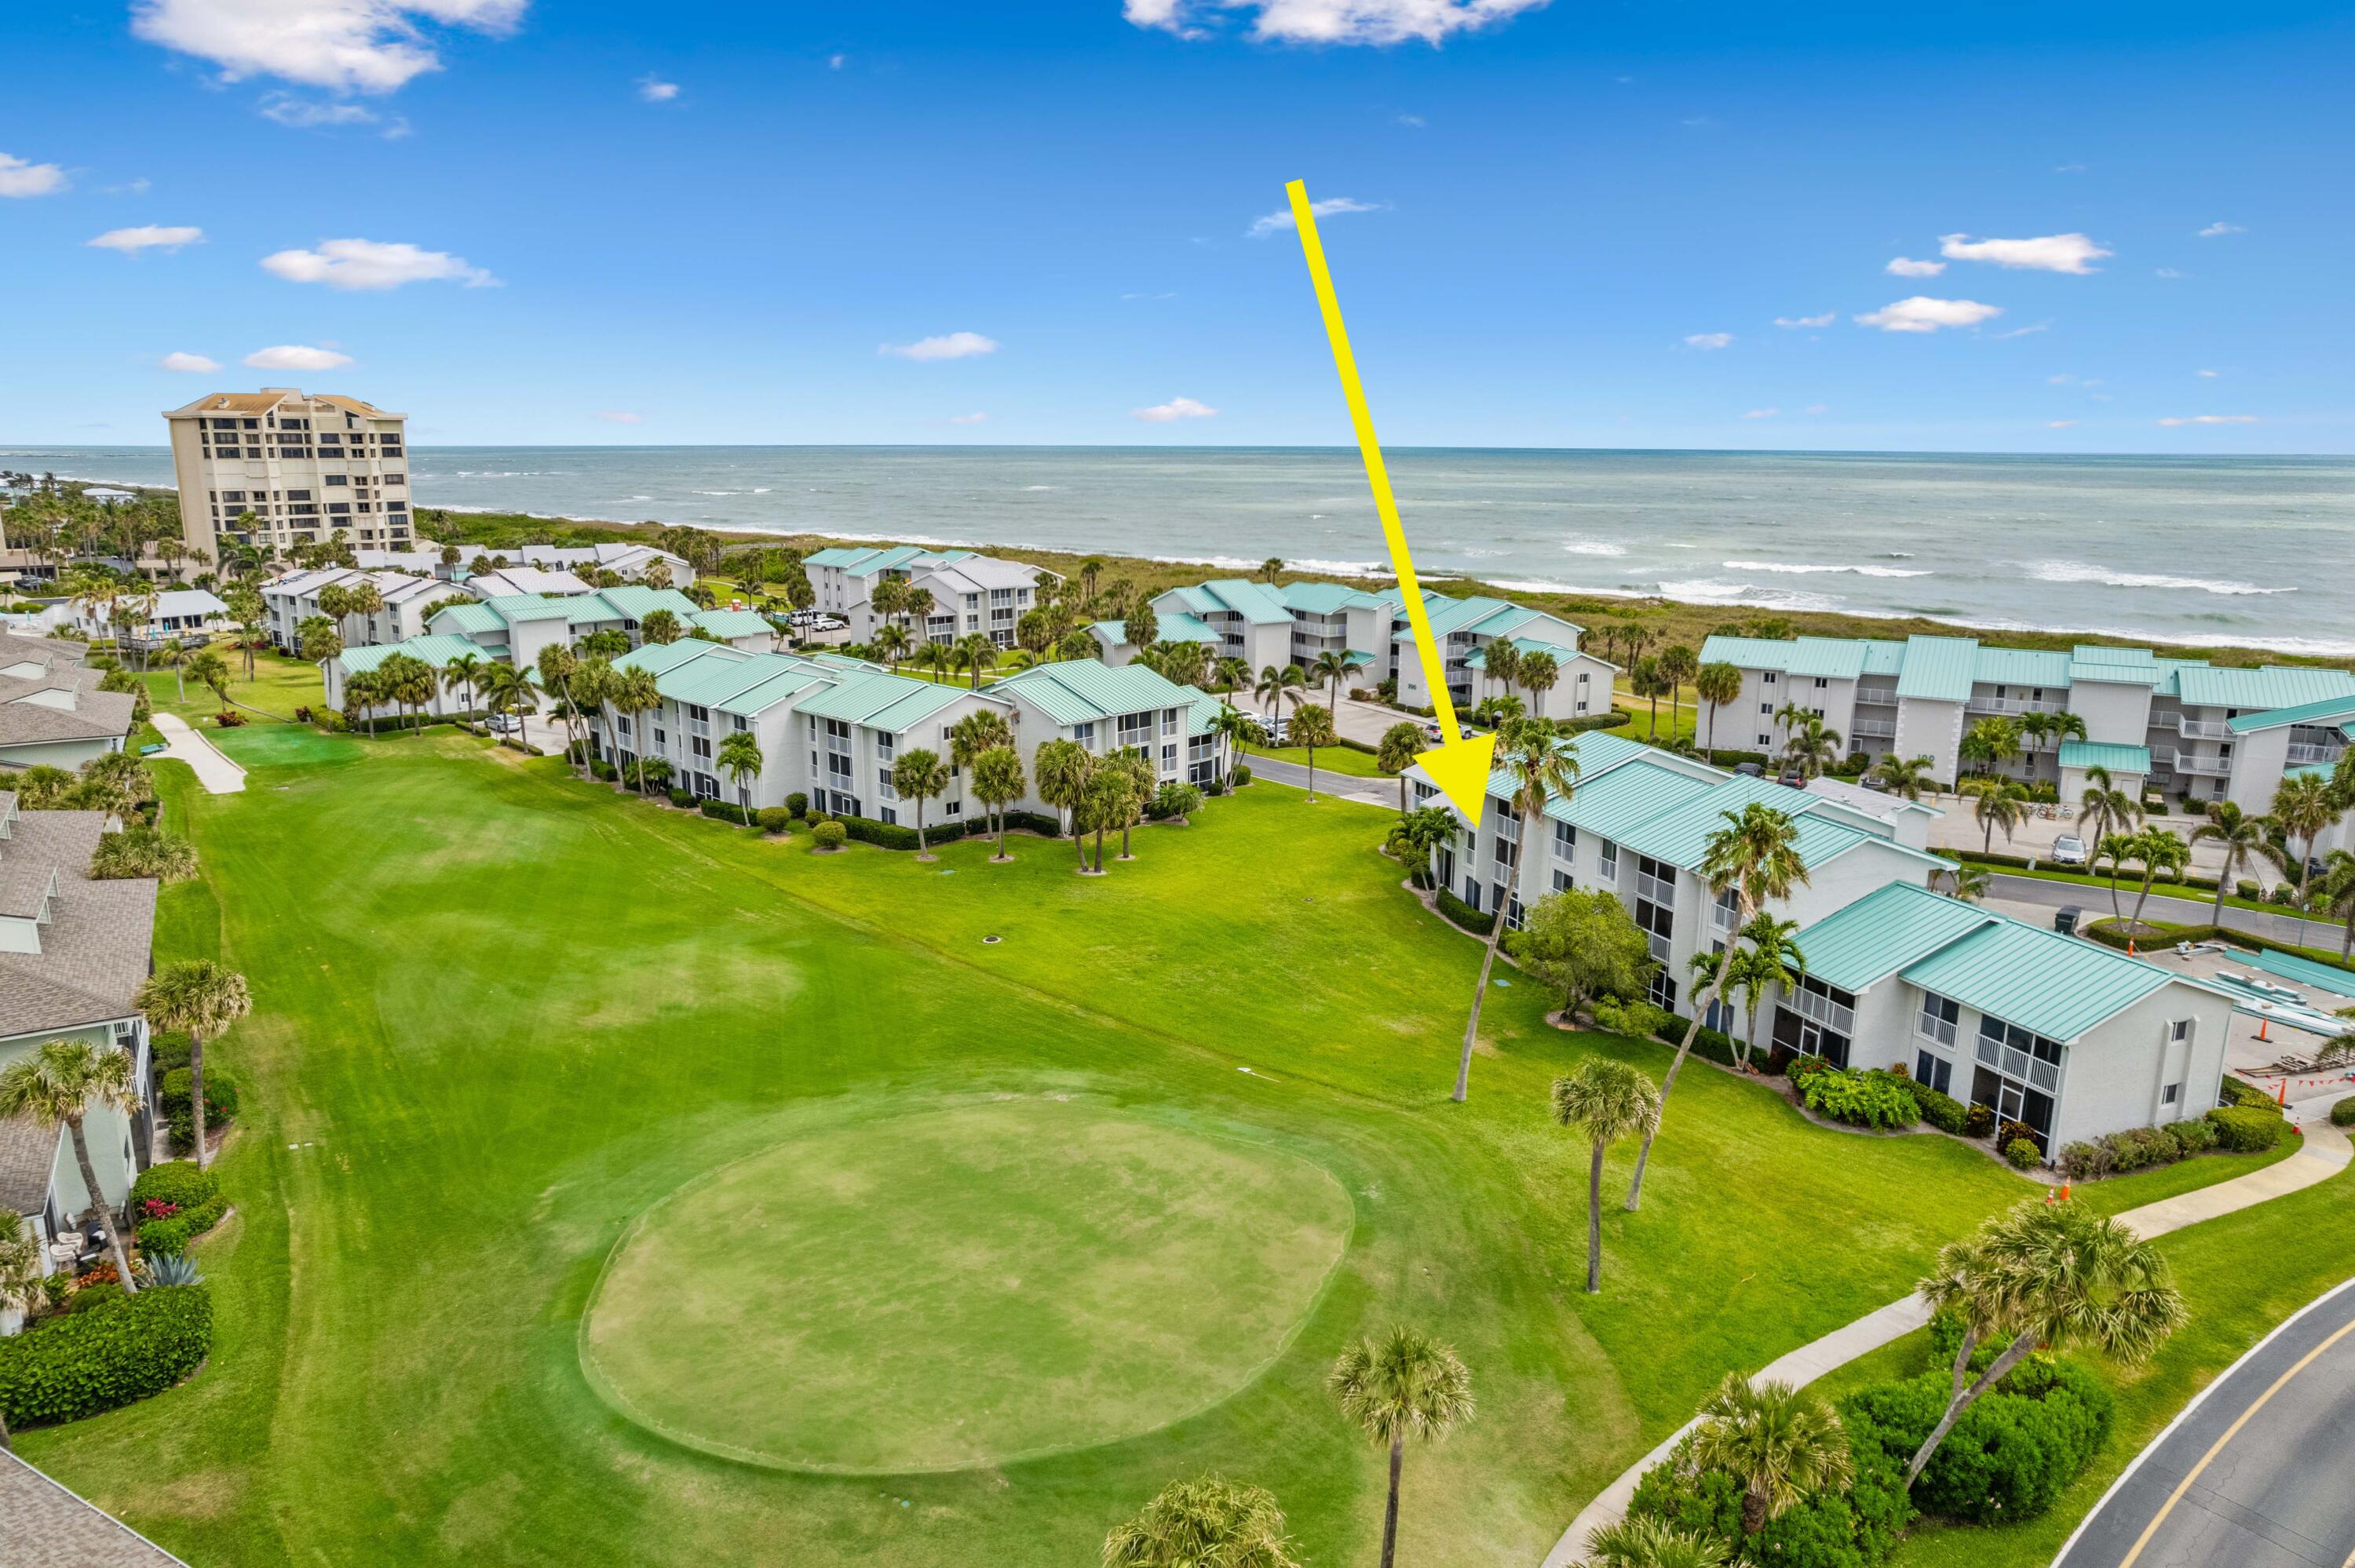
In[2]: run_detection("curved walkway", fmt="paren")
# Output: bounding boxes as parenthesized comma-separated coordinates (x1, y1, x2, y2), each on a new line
(1541, 1107, 2355, 1568)
(149, 712, 246, 793)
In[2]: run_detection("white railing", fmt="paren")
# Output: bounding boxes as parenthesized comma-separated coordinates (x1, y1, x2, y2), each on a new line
(1977, 1036, 2061, 1093)
(1850, 718, 1897, 739)
(1854, 687, 1899, 708)
(1635, 870, 1677, 908)
(1966, 695, 2056, 717)
(2287, 742, 2346, 766)
(2173, 753, 2233, 778)
(1646, 930, 1672, 965)
(1792, 987, 1854, 1035)
(2174, 715, 2229, 739)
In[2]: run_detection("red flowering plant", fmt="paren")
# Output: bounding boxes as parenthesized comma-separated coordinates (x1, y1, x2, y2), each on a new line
(75, 1261, 120, 1289)
(141, 1198, 182, 1220)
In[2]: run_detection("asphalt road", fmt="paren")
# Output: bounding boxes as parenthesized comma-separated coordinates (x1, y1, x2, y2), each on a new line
(2054, 1275, 2355, 1568)
(1986, 873, 2346, 954)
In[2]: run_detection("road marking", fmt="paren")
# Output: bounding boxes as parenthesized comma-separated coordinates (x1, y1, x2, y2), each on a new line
(2116, 1311, 2355, 1568)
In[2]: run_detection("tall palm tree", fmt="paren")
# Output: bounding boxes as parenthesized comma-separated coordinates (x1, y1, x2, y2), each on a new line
(2123, 826, 2190, 931)
(477, 662, 539, 747)
(947, 709, 1013, 838)
(345, 579, 385, 644)
(1689, 1373, 1853, 1536)
(1208, 704, 1262, 790)
(1959, 715, 2019, 779)
(1376, 720, 1423, 819)
(1939, 861, 1993, 903)
(1627, 802, 1807, 1210)
(639, 608, 684, 647)
(1732, 911, 1804, 1067)
(1658, 644, 1699, 735)
(1869, 753, 1934, 800)
(613, 665, 663, 793)
(536, 643, 585, 772)
(717, 729, 764, 814)
(900, 585, 937, 640)
(973, 746, 1026, 862)
(2189, 800, 2279, 923)
(1518, 650, 1559, 717)
(133, 959, 252, 1172)
(1290, 703, 1336, 802)
(1693, 661, 1741, 756)
(1483, 639, 1522, 708)
(1110, 748, 1155, 860)
(1963, 776, 2031, 852)
(1309, 648, 1359, 711)
(1101, 1475, 1301, 1568)
(1784, 716, 1843, 781)
(0, 1039, 144, 1289)
(917, 640, 955, 684)
(1909, 1198, 2185, 1485)
(2271, 771, 2342, 910)
(1455, 724, 1580, 1102)
(1212, 655, 1251, 699)
(891, 747, 952, 857)
(1258, 556, 1283, 585)
(1630, 656, 1669, 738)
(1550, 1058, 1660, 1293)
(952, 632, 997, 690)
(1083, 756, 1139, 873)
(568, 657, 614, 775)
(1579, 1515, 1732, 1568)
(1328, 1326, 1474, 1568)
(1125, 597, 1159, 651)
(1033, 737, 1094, 867)
(1771, 699, 1811, 757)
(1157, 637, 1209, 691)
(441, 651, 485, 717)
(1253, 663, 1305, 724)
(874, 622, 911, 668)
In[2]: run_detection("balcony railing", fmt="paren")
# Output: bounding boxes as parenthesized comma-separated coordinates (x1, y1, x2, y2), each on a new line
(2287, 742, 2346, 766)
(1646, 930, 1672, 965)
(1850, 717, 1897, 739)
(1635, 870, 1677, 908)
(2172, 715, 2230, 739)
(1977, 1035, 2061, 1093)
(1791, 987, 1855, 1035)
(1966, 695, 2057, 717)
(1854, 687, 1899, 708)
(2171, 753, 2233, 778)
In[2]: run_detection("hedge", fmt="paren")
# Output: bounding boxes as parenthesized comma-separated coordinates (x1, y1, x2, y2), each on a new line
(700, 799, 750, 825)
(1435, 887, 1494, 936)
(160, 1067, 238, 1157)
(1845, 1356, 2112, 1526)
(0, 1285, 214, 1431)
(1800, 1067, 1922, 1130)
(131, 1161, 228, 1256)
(1948, 846, 2226, 893)
(1565, 709, 1634, 734)
(2208, 1105, 2289, 1152)
(1655, 1016, 1746, 1070)
(2057, 1117, 2219, 1180)
(2333, 1097, 2355, 1128)
(1913, 1082, 1969, 1135)
(2079, 919, 2355, 975)
(1629, 1410, 1914, 1568)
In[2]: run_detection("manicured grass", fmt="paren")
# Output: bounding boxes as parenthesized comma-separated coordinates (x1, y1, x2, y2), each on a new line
(141, 641, 321, 724)
(22, 737, 2317, 1567)
(1244, 741, 1390, 779)
(582, 1096, 1352, 1474)
(1616, 695, 1699, 745)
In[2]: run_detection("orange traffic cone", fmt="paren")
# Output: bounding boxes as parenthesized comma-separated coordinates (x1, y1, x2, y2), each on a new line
(2279, 1078, 2288, 1107)
(2060, 1180, 2072, 1202)
(2258, 1013, 2271, 1043)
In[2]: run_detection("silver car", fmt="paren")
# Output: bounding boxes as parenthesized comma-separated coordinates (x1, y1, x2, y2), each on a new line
(2049, 833, 2089, 866)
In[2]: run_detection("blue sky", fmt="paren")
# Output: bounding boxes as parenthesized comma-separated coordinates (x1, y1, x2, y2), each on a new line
(4, 0, 2350, 450)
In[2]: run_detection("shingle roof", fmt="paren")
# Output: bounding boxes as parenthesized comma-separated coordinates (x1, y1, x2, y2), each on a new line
(0, 669, 136, 749)
(0, 1114, 59, 1215)
(0, 811, 156, 1043)
(2057, 741, 2153, 773)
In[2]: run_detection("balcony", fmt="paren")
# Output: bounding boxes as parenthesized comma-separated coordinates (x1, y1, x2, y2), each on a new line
(1791, 986, 1855, 1035)
(2171, 714, 2230, 739)
(2287, 742, 2346, 766)
(1634, 869, 1677, 908)
(1850, 717, 1897, 740)
(2171, 753, 2233, 778)
(1855, 686, 1899, 708)
(1966, 694, 2055, 717)
(1977, 1035, 2061, 1094)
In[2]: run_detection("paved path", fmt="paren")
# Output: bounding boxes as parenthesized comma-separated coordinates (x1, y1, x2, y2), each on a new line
(1242, 753, 1396, 809)
(1542, 1108, 2355, 1567)
(148, 712, 245, 793)
(1987, 874, 2348, 955)
(2053, 1274, 2355, 1568)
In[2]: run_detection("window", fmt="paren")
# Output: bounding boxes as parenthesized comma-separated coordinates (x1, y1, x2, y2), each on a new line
(1813, 676, 1829, 689)
(2170, 1019, 2192, 1042)
(1757, 734, 1771, 746)
(1914, 1051, 1954, 1095)
(325, 474, 348, 485)
(1760, 702, 1773, 715)
(1762, 671, 1778, 684)
(1553, 820, 1575, 859)
(2162, 1082, 2182, 1105)
(1648, 970, 1678, 1010)
(1550, 868, 1574, 893)
(1599, 841, 1619, 881)
(1917, 993, 1960, 1048)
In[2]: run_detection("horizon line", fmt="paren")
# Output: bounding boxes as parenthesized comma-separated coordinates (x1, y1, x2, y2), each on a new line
(0, 442, 2341, 461)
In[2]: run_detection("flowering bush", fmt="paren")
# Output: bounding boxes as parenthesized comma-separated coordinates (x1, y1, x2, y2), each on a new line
(75, 1263, 119, 1289)
(139, 1198, 181, 1220)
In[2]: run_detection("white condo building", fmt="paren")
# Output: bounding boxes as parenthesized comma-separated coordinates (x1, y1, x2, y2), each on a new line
(163, 389, 412, 563)
(802, 546, 1046, 648)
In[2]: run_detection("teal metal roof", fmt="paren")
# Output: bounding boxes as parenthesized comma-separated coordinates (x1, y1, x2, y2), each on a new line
(1197, 579, 1294, 625)
(864, 680, 983, 735)
(480, 593, 575, 624)
(595, 585, 703, 622)
(2225, 691, 2355, 735)
(1973, 647, 2072, 687)
(801, 547, 870, 567)
(1537, 758, 1714, 840)
(1182, 687, 1225, 737)
(2057, 740, 2152, 773)
(1793, 881, 1998, 993)
(429, 602, 504, 636)
(993, 658, 1196, 725)
(1159, 612, 1220, 644)
(2068, 660, 2166, 687)
(716, 667, 828, 718)
(338, 633, 483, 674)
(1894, 636, 1980, 702)
(794, 670, 935, 725)
(2174, 664, 2355, 711)
(2074, 644, 2156, 664)
(1610, 775, 1881, 877)
(1279, 582, 1386, 614)
(2249, 949, 2355, 999)
(1697, 636, 1871, 680)
(612, 640, 718, 677)
(805, 544, 937, 578)
(1902, 917, 2180, 1041)
(692, 608, 773, 640)
(1156, 585, 1225, 618)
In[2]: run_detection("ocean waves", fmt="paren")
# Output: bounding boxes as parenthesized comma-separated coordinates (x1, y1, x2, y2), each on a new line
(2029, 560, 2295, 596)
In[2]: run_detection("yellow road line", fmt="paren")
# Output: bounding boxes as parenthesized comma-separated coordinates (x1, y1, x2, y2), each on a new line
(2117, 1312, 2355, 1568)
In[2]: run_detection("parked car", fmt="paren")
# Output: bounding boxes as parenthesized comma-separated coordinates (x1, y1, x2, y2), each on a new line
(1260, 714, 1289, 745)
(1422, 721, 1447, 743)
(1733, 760, 1764, 778)
(2050, 834, 2089, 866)
(487, 713, 523, 735)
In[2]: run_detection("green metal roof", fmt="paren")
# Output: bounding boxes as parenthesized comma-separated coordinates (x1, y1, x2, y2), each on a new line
(793, 670, 934, 725)
(2073, 644, 2156, 664)
(429, 602, 504, 636)
(480, 593, 575, 624)
(1697, 636, 1871, 680)
(1278, 582, 1386, 614)
(1158, 612, 1221, 644)
(1182, 688, 1225, 737)
(594, 585, 703, 623)
(993, 658, 1197, 725)
(612, 640, 718, 677)
(2248, 949, 2355, 1000)
(1894, 636, 1980, 702)
(338, 633, 484, 674)
(716, 667, 829, 717)
(1792, 881, 1997, 993)
(2068, 660, 2165, 687)
(1196, 579, 1294, 625)
(692, 608, 773, 640)
(2057, 740, 2152, 773)
(864, 680, 984, 736)
(1537, 758, 1714, 840)
(1901, 917, 2177, 1042)
(2174, 664, 2355, 711)
(2225, 691, 2355, 735)
(1972, 647, 2073, 687)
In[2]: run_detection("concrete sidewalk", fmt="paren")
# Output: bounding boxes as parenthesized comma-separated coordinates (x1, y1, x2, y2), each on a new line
(1541, 1109, 2354, 1567)
(1240, 753, 1395, 808)
(148, 713, 246, 794)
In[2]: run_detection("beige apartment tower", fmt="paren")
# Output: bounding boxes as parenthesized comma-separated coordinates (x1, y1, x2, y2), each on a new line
(162, 388, 412, 565)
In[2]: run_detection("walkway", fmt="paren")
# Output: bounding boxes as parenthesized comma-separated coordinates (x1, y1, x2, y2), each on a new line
(1541, 1107, 2355, 1567)
(1241, 753, 1395, 808)
(148, 712, 246, 794)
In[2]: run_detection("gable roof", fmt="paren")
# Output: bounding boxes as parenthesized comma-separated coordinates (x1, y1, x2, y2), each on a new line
(1791, 881, 2000, 993)
(991, 658, 1199, 726)
(2225, 691, 2355, 735)
(2057, 740, 2153, 774)
(1900, 917, 2182, 1042)
(691, 608, 773, 640)
(337, 634, 485, 674)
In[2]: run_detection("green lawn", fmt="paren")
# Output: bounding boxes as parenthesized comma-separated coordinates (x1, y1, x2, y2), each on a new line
(1244, 740, 1391, 779)
(141, 640, 323, 724)
(23, 735, 2332, 1567)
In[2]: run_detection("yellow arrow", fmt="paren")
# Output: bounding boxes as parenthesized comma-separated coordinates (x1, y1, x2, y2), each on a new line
(1286, 178, 1494, 828)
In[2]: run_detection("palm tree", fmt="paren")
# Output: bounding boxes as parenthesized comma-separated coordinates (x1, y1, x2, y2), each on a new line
(1731, 911, 1804, 1067)
(1870, 753, 1934, 800)
(477, 661, 538, 746)
(869, 577, 905, 635)
(1290, 704, 1336, 802)
(917, 640, 955, 684)
(1101, 1475, 1301, 1568)
(537, 643, 585, 772)
(1309, 648, 1359, 710)
(1157, 637, 1209, 691)
(1455, 724, 1580, 1103)
(1212, 655, 1251, 698)
(2096, 831, 2136, 920)
(1959, 715, 2019, 779)
(613, 665, 663, 793)
(1658, 644, 1699, 735)
(2076, 763, 2141, 851)
(133, 959, 251, 1172)
(1962, 776, 2031, 853)
(1939, 861, 1992, 903)
(1110, 748, 1155, 860)
(1630, 656, 1669, 738)
(1770, 700, 1810, 757)
(1908, 1198, 2185, 1485)
(1627, 802, 1807, 1210)
(1694, 662, 1741, 756)
(1034, 737, 1094, 867)
(1784, 716, 1843, 781)
(973, 746, 1026, 861)
(1083, 756, 1138, 873)
(639, 608, 684, 647)
(1258, 556, 1283, 585)
(346, 579, 385, 644)
(900, 585, 936, 640)
(1519, 650, 1559, 717)
(2189, 800, 2277, 923)
(1253, 663, 1305, 724)
(1328, 1326, 1474, 1568)
(441, 651, 485, 717)
(891, 747, 952, 857)
(717, 729, 764, 814)
(1126, 598, 1159, 651)
(0, 1039, 144, 1290)
(874, 622, 911, 669)
(2123, 826, 2190, 931)
(1689, 1373, 1853, 1536)
(1483, 639, 1522, 708)
(188, 647, 232, 714)
(1579, 1515, 1732, 1568)
(1208, 704, 1263, 791)
(1551, 1058, 1660, 1293)
(2271, 771, 2342, 910)
(1377, 721, 1423, 819)
(2313, 849, 2355, 958)
(953, 632, 997, 690)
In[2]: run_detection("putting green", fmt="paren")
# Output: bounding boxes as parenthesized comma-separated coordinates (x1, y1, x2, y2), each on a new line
(579, 1097, 1354, 1473)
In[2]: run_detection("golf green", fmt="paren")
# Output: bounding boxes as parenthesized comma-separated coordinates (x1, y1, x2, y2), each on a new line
(579, 1096, 1355, 1473)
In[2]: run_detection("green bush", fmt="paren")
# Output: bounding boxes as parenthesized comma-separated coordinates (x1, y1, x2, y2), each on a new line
(2236, 878, 2262, 901)
(590, 760, 619, 782)
(1800, 1067, 1921, 1130)
(1594, 998, 1670, 1040)
(699, 800, 748, 825)
(0, 1285, 213, 1431)
(666, 787, 694, 808)
(1565, 709, 1635, 733)
(755, 807, 794, 833)
(137, 1191, 228, 1256)
(786, 792, 808, 816)
(810, 819, 847, 850)
(1963, 1103, 1997, 1139)
(842, 815, 921, 850)
(1846, 1358, 2112, 1526)
(1230, 762, 1253, 786)
(1914, 1084, 1968, 1135)
(130, 1161, 217, 1212)
(2332, 1098, 2355, 1128)
(1628, 1412, 1913, 1568)
(160, 1066, 238, 1125)
(2208, 1105, 2288, 1152)
(1001, 810, 1063, 837)
(2004, 1137, 2042, 1169)
(2218, 1077, 2280, 1110)
(1435, 887, 1494, 935)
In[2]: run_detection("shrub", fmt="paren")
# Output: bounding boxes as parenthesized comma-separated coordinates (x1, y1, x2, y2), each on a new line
(2333, 1098, 2355, 1128)
(137, 1190, 229, 1257)
(1434, 887, 1494, 935)
(132, 1161, 217, 1212)
(2058, 1141, 2110, 1181)
(2236, 878, 2262, 901)
(699, 800, 748, 825)
(1230, 763, 1253, 786)
(0, 1285, 214, 1431)
(755, 807, 794, 833)
(1914, 1084, 1967, 1135)
(2004, 1137, 2042, 1170)
(786, 792, 808, 817)
(2171, 1116, 2218, 1153)
(1846, 1358, 2112, 1526)
(2218, 1077, 2280, 1111)
(842, 815, 921, 851)
(810, 820, 847, 851)
(1628, 1414, 1913, 1568)
(666, 787, 694, 808)
(1962, 1102, 1996, 1139)
(2208, 1105, 2288, 1152)
(160, 1067, 238, 1125)
(1000, 810, 1063, 837)
(590, 760, 619, 782)
(1801, 1067, 1921, 1130)
(1592, 998, 1670, 1040)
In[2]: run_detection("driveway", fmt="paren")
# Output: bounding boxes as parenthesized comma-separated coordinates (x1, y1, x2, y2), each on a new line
(2053, 1274, 2355, 1568)
(1984, 873, 2347, 958)
(1241, 753, 1396, 809)
(148, 713, 246, 794)
(1926, 797, 2281, 888)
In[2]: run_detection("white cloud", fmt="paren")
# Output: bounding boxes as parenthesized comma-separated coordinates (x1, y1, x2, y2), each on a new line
(1938, 232, 2110, 274)
(1247, 195, 1382, 239)
(2156, 414, 2257, 426)
(636, 75, 679, 102)
(88, 224, 206, 253)
(2054, 162, 2087, 174)
(1991, 322, 2050, 339)
(1773, 312, 1835, 329)
(595, 410, 642, 425)
(245, 344, 354, 370)
(1740, 407, 1777, 419)
(0, 152, 68, 198)
(1396, 113, 1426, 127)
(104, 177, 153, 196)
(2196, 221, 2244, 238)
(261, 237, 498, 290)
(878, 331, 999, 362)
(2196, 369, 2218, 377)
(131, 0, 526, 94)
(1683, 332, 1732, 350)
(948, 412, 988, 425)
(1126, 0, 1550, 45)
(1854, 297, 2003, 334)
(827, 52, 847, 68)
(1886, 257, 1946, 278)
(1133, 396, 1218, 422)
(260, 93, 375, 127)
(2046, 420, 2078, 428)
(2047, 374, 2101, 387)
(1802, 404, 1828, 415)
(2155, 268, 2184, 279)
(159, 352, 222, 373)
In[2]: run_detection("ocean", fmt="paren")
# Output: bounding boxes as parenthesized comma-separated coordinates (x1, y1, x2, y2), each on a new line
(8, 444, 2350, 657)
